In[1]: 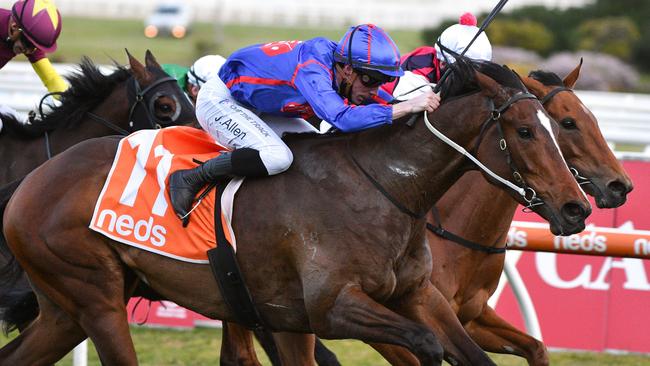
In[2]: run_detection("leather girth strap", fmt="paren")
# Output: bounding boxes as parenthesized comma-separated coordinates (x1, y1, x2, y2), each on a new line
(207, 180, 265, 330)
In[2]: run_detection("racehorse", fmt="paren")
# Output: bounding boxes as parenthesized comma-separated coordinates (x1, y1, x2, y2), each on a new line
(0, 50, 196, 333)
(218, 60, 633, 366)
(368, 60, 633, 365)
(0, 59, 590, 366)
(0, 50, 196, 185)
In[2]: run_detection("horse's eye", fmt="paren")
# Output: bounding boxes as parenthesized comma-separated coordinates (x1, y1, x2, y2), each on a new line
(560, 117, 577, 130)
(159, 104, 173, 113)
(517, 127, 533, 139)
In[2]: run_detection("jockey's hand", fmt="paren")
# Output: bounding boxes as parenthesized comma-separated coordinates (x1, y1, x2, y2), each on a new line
(409, 90, 440, 113)
(391, 90, 440, 120)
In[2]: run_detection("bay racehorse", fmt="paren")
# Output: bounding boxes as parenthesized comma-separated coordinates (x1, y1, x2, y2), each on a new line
(0, 49, 196, 185)
(219, 60, 632, 366)
(368, 60, 633, 365)
(0, 59, 590, 366)
(423, 62, 631, 365)
(0, 50, 196, 333)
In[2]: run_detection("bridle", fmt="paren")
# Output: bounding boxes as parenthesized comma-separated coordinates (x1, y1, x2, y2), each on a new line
(421, 91, 552, 253)
(539, 85, 593, 188)
(38, 74, 179, 159)
(427, 86, 591, 253)
(350, 90, 544, 219)
(124, 75, 181, 131)
(466, 92, 545, 212)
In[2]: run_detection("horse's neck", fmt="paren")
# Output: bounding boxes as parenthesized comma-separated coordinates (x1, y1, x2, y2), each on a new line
(435, 171, 518, 250)
(88, 81, 131, 132)
(44, 82, 130, 154)
(352, 96, 486, 216)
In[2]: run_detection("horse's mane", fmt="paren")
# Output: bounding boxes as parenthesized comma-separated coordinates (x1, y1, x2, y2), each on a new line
(528, 70, 564, 87)
(439, 57, 528, 101)
(475, 60, 527, 92)
(1, 57, 130, 138)
(438, 56, 479, 101)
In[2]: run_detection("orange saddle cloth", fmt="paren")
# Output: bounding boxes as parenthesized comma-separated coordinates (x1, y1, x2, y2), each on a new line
(89, 126, 241, 263)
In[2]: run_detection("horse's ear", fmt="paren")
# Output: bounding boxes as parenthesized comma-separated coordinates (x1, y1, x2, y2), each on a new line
(504, 66, 520, 80)
(145, 50, 162, 70)
(474, 70, 501, 98)
(522, 75, 546, 97)
(126, 49, 149, 84)
(563, 57, 583, 88)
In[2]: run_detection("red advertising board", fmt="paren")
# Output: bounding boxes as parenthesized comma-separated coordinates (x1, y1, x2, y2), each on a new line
(127, 299, 221, 328)
(495, 159, 650, 353)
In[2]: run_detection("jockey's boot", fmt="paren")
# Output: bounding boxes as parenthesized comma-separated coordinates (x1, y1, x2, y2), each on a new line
(168, 152, 233, 223)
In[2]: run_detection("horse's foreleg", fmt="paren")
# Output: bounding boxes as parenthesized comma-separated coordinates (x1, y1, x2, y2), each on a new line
(220, 321, 264, 366)
(465, 306, 549, 366)
(368, 343, 419, 365)
(392, 282, 496, 366)
(310, 284, 443, 366)
(273, 332, 316, 366)
(0, 291, 86, 365)
(314, 337, 341, 366)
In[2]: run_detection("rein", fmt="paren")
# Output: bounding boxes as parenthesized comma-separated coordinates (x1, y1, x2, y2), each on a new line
(427, 207, 506, 254)
(421, 93, 536, 254)
(424, 92, 544, 211)
(427, 86, 588, 254)
(38, 75, 178, 159)
(350, 91, 542, 219)
(348, 140, 426, 219)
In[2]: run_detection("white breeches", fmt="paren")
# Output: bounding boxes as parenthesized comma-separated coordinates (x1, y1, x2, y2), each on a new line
(195, 77, 318, 175)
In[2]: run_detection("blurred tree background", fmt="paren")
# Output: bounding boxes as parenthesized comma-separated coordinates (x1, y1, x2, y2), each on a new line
(421, 0, 650, 90)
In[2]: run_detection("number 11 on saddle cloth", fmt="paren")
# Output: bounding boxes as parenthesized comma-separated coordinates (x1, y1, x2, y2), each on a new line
(89, 126, 242, 263)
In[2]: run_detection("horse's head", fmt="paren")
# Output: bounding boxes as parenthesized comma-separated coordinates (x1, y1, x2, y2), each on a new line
(524, 60, 633, 208)
(446, 60, 591, 235)
(126, 49, 197, 130)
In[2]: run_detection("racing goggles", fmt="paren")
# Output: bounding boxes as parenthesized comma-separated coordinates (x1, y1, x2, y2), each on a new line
(354, 69, 395, 88)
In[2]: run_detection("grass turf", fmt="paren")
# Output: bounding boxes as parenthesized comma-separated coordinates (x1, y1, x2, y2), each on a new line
(2, 325, 650, 365)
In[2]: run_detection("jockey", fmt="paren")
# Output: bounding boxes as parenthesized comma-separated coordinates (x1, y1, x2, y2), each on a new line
(382, 12, 492, 99)
(161, 55, 226, 104)
(168, 24, 440, 221)
(185, 54, 226, 103)
(0, 0, 67, 125)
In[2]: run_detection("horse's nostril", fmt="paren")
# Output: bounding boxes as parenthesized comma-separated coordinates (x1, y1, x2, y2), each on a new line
(561, 202, 587, 223)
(608, 180, 631, 197)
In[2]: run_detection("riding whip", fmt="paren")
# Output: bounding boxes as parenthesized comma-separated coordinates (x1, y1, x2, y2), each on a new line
(404, 0, 509, 127)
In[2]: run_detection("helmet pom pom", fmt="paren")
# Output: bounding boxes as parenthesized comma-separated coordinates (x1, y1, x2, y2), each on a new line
(459, 12, 477, 26)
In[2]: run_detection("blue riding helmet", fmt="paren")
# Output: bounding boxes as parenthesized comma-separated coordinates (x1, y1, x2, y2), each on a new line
(334, 24, 404, 78)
